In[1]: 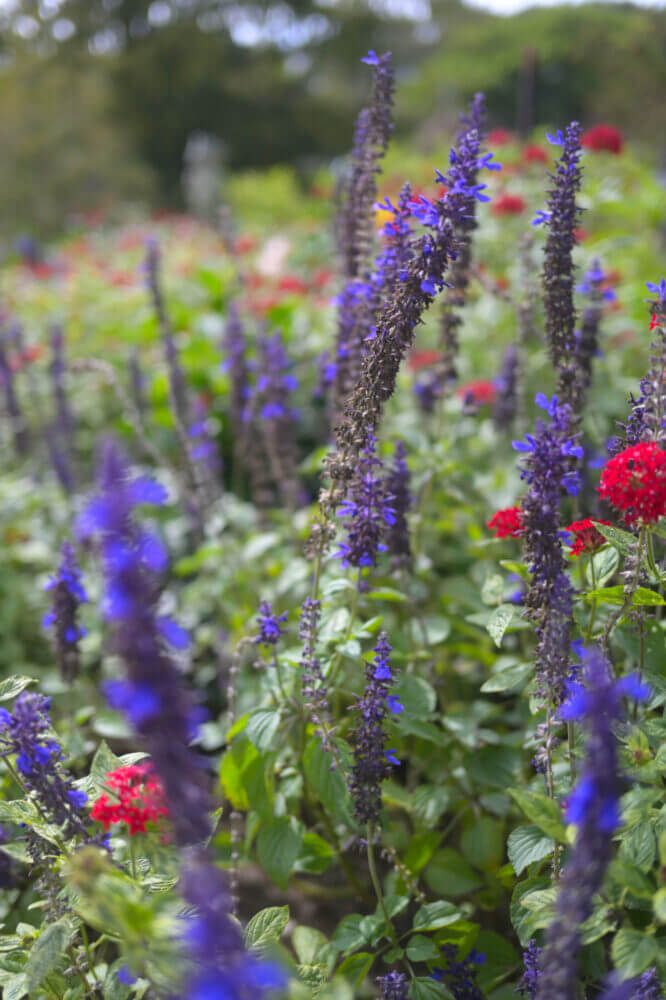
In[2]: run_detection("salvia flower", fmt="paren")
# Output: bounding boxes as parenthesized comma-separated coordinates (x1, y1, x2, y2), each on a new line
(377, 971, 409, 999)
(0, 692, 90, 843)
(433, 945, 485, 999)
(514, 394, 582, 702)
(384, 439, 412, 565)
(535, 648, 649, 1000)
(43, 541, 88, 683)
(78, 440, 210, 847)
(598, 442, 666, 525)
(180, 847, 286, 1000)
(487, 506, 524, 539)
(299, 598, 333, 753)
(517, 939, 542, 998)
(630, 968, 662, 1000)
(254, 601, 288, 648)
(252, 331, 302, 509)
(537, 122, 583, 402)
(336, 433, 396, 568)
(564, 518, 610, 557)
(492, 342, 521, 430)
(349, 633, 402, 825)
(90, 763, 168, 836)
(0, 333, 29, 457)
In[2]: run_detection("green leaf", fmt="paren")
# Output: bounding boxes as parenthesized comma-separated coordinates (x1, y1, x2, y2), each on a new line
(292, 926, 329, 966)
(586, 546, 619, 587)
(331, 914, 367, 955)
(481, 662, 533, 693)
(24, 918, 71, 993)
(293, 832, 335, 875)
(404, 832, 444, 875)
(486, 605, 514, 647)
(461, 816, 504, 872)
(393, 674, 437, 715)
(423, 848, 483, 897)
(481, 574, 504, 606)
(653, 888, 666, 924)
(619, 820, 656, 872)
(510, 877, 550, 946)
(608, 859, 654, 899)
(303, 739, 352, 825)
(245, 709, 281, 751)
(257, 818, 303, 890)
(413, 901, 462, 932)
(410, 616, 451, 646)
(611, 928, 658, 978)
(245, 906, 290, 950)
(366, 587, 407, 602)
(586, 586, 665, 606)
(409, 977, 452, 999)
(90, 741, 147, 792)
(632, 587, 666, 606)
(474, 930, 519, 993)
(508, 789, 567, 842)
(2, 975, 28, 1000)
(580, 905, 615, 945)
(406, 935, 440, 962)
(336, 953, 373, 989)
(596, 524, 637, 556)
(0, 676, 36, 702)
(507, 825, 555, 875)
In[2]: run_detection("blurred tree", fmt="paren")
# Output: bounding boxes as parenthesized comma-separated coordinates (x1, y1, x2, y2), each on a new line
(0, 53, 154, 239)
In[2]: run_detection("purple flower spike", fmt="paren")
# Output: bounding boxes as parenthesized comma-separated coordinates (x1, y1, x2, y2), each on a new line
(336, 432, 396, 569)
(43, 540, 87, 684)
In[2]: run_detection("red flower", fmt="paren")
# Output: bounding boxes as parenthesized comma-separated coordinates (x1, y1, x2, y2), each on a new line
(312, 269, 333, 288)
(408, 349, 440, 372)
(650, 314, 661, 331)
(573, 228, 588, 243)
(487, 506, 524, 539)
(278, 275, 308, 294)
(456, 379, 497, 406)
(492, 193, 526, 216)
(564, 519, 610, 557)
(91, 763, 168, 836)
(487, 128, 514, 146)
(523, 144, 548, 164)
(581, 125, 623, 155)
(598, 442, 666, 525)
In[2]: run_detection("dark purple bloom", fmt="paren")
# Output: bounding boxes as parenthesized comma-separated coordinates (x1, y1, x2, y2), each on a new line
(349, 632, 402, 825)
(384, 439, 412, 565)
(0, 692, 90, 843)
(78, 440, 210, 847)
(630, 968, 663, 1000)
(514, 394, 581, 703)
(538, 122, 584, 402)
(221, 303, 251, 433)
(43, 540, 87, 683)
(254, 602, 288, 648)
(181, 847, 286, 1000)
(517, 939, 542, 998)
(534, 648, 649, 1000)
(493, 343, 521, 430)
(0, 333, 30, 457)
(377, 971, 409, 999)
(336, 433, 396, 568)
(433, 944, 485, 1000)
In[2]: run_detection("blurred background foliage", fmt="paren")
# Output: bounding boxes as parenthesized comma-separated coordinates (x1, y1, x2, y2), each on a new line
(0, 0, 665, 238)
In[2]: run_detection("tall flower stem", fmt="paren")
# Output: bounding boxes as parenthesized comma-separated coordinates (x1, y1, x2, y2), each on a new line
(366, 823, 399, 949)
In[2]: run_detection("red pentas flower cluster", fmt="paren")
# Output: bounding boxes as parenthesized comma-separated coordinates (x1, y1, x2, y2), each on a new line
(564, 519, 610, 557)
(581, 124, 623, 155)
(599, 442, 666, 525)
(456, 380, 497, 406)
(492, 193, 526, 216)
(90, 763, 168, 836)
(487, 506, 524, 538)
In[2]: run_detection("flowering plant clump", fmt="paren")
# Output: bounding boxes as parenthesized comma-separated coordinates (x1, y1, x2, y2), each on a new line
(598, 441, 666, 524)
(564, 518, 611, 556)
(487, 505, 524, 538)
(1, 55, 666, 1000)
(90, 763, 168, 836)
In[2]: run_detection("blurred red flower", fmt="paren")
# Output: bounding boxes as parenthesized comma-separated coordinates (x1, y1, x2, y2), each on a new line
(523, 144, 548, 164)
(91, 763, 168, 836)
(492, 193, 526, 215)
(581, 125, 623, 154)
(408, 350, 440, 372)
(456, 379, 497, 405)
(488, 128, 514, 146)
(564, 518, 610, 557)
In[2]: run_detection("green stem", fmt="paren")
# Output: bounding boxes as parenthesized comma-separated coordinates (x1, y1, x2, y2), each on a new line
(327, 569, 361, 689)
(129, 837, 137, 880)
(366, 823, 399, 948)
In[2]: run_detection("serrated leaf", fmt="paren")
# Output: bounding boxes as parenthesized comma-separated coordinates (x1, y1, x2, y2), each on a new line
(596, 524, 637, 556)
(257, 818, 303, 891)
(24, 918, 71, 993)
(245, 709, 281, 751)
(423, 847, 483, 897)
(0, 676, 36, 702)
(508, 789, 567, 842)
(409, 977, 452, 1000)
(486, 605, 514, 647)
(413, 901, 461, 932)
(507, 825, 555, 875)
(245, 906, 290, 950)
(481, 662, 533, 693)
(611, 928, 658, 978)
(293, 926, 329, 966)
(303, 740, 352, 825)
(331, 914, 367, 955)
